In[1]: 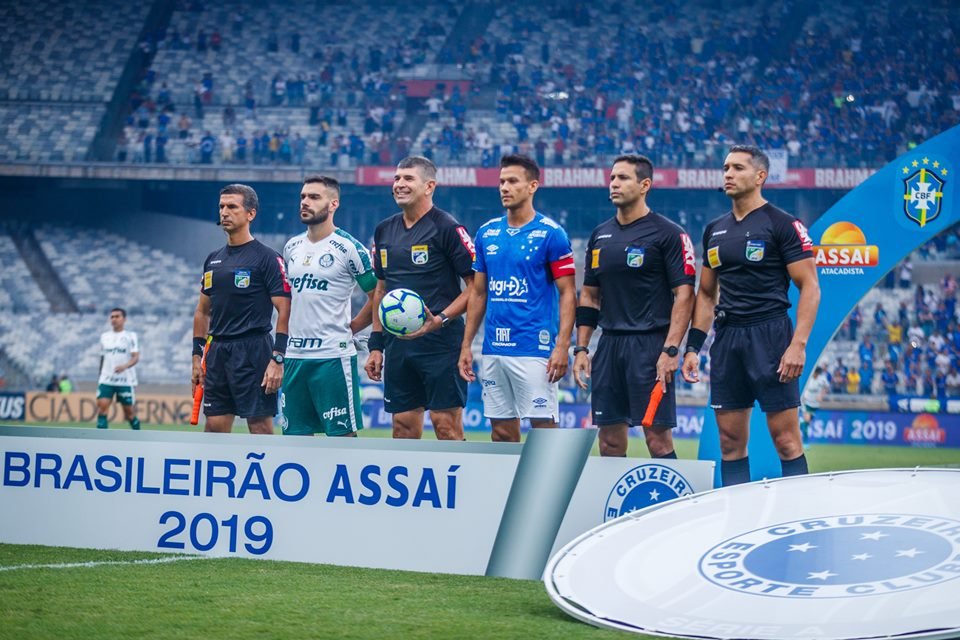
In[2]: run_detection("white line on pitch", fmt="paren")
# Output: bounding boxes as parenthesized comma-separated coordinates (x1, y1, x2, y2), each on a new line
(0, 555, 206, 572)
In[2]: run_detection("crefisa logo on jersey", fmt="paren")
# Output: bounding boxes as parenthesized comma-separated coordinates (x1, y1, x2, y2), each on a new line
(603, 464, 693, 522)
(698, 513, 960, 599)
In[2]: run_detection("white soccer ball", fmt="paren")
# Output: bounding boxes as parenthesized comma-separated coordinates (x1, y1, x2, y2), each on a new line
(379, 288, 427, 336)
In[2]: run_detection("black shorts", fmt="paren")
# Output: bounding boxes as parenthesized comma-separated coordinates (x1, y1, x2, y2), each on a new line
(204, 332, 278, 419)
(591, 331, 676, 428)
(709, 315, 800, 412)
(383, 333, 466, 414)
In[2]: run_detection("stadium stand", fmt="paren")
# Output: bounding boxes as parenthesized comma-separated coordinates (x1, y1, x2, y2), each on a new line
(0, 231, 50, 312)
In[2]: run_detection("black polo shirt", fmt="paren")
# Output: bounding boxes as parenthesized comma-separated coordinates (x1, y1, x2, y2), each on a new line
(583, 211, 696, 332)
(200, 239, 291, 338)
(701, 202, 813, 323)
(373, 207, 474, 346)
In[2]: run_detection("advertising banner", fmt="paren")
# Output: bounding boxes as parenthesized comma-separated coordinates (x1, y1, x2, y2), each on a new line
(356, 166, 878, 189)
(0, 393, 25, 421)
(0, 427, 713, 579)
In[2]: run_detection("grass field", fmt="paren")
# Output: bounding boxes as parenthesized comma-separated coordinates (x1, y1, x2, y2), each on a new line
(2, 423, 959, 639)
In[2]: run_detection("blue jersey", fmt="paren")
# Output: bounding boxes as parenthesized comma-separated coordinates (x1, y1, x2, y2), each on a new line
(472, 212, 574, 357)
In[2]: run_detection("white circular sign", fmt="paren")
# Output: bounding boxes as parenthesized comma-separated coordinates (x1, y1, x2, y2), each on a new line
(546, 469, 960, 640)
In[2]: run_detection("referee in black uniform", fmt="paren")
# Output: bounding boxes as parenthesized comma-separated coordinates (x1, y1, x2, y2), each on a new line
(573, 155, 696, 457)
(681, 145, 820, 485)
(192, 184, 292, 434)
(365, 156, 475, 440)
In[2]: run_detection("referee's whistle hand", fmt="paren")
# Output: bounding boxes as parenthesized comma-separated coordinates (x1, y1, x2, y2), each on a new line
(680, 353, 700, 383)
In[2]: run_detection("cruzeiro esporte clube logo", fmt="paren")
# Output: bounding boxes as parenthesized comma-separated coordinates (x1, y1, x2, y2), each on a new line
(699, 513, 960, 598)
(603, 464, 693, 522)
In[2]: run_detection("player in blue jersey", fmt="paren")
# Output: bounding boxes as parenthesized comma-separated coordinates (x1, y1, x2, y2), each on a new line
(458, 154, 576, 442)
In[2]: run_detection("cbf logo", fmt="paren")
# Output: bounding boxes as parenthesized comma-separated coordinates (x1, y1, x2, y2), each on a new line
(603, 464, 693, 522)
(698, 514, 960, 599)
(902, 158, 947, 227)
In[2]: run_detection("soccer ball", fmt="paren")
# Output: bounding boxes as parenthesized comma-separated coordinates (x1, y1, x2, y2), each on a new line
(379, 288, 427, 336)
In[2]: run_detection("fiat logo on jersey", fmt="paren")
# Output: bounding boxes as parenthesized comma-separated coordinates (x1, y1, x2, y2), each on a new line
(698, 514, 960, 599)
(814, 221, 879, 276)
(603, 464, 693, 522)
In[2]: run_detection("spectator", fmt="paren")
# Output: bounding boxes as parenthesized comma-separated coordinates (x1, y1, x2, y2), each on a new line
(881, 361, 899, 395)
(846, 366, 861, 395)
(46, 375, 60, 392)
(58, 374, 73, 394)
(946, 367, 960, 397)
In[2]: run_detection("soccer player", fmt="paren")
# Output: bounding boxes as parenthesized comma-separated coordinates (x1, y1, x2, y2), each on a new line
(681, 145, 820, 485)
(192, 184, 292, 434)
(280, 175, 376, 437)
(458, 154, 576, 442)
(572, 155, 696, 457)
(96, 307, 141, 430)
(364, 156, 475, 440)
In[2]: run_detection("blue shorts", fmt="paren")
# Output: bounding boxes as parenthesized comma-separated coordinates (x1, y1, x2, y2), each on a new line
(591, 331, 676, 428)
(709, 315, 801, 412)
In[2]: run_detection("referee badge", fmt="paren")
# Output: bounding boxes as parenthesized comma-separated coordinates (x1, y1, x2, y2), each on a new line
(411, 245, 429, 265)
(745, 240, 765, 262)
(626, 247, 644, 268)
(379, 248, 388, 269)
(707, 246, 721, 268)
(234, 269, 251, 288)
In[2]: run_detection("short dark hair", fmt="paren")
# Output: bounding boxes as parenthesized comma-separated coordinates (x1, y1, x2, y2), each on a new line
(110, 307, 126, 318)
(613, 154, 654, 182)
(397, 156, 437, 181)
(303, 174, 340, 197)
(499, 154, 540, 181)
(728, 145, 770, 172)
(220, 184, 259, 212)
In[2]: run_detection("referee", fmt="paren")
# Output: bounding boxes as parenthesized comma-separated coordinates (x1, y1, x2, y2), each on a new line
(364, 156, 475, 440)
(192, 184, 292, 434)
(681, 145, 820, 485)
(573, 155, 696, 457)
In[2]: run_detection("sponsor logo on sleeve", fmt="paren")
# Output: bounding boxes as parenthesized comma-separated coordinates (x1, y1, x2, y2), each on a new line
(680, 233, 696, 275)
(591, 249, 600, 269)
(275, 257, 291, 292)
(379, 248, 388, 269)
(707, 246, 721, 268)
(456, 226, 476, 260)
(792, 220, 814, 252)
(203, 270, 213, 290)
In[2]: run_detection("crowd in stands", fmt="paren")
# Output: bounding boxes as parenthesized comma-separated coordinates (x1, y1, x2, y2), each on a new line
(94, 0, 959, 170)
(828, 272, 960, 399)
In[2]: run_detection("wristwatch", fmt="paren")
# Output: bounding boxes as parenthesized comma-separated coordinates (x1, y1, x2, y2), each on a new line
(271, 353, 285, 365)
(573, 346, 589, 355)
(661, 345, 679, 357)
(438, 312, 451, 328)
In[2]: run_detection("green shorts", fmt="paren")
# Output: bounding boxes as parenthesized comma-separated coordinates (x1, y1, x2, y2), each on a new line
(281, 356, 363, 437)
(97, 384, 136, 406)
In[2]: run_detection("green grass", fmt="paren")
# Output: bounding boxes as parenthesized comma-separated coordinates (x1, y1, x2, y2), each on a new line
(3, 424, 959, 639)
(0, 545, 626, 640)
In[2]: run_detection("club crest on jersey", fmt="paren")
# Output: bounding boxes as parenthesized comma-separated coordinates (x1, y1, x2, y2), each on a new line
(604, 464, 693, 522)
(745, 240, 765, 262)
(319, 253, 335, 268)
(234, 270, 250, 288)
(411, 245, 429, 265)
(707, 246, 721, 268)
(626, 247, 644, 268)
(902, 159, 947, 228)
(506, 227, 521, 236)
